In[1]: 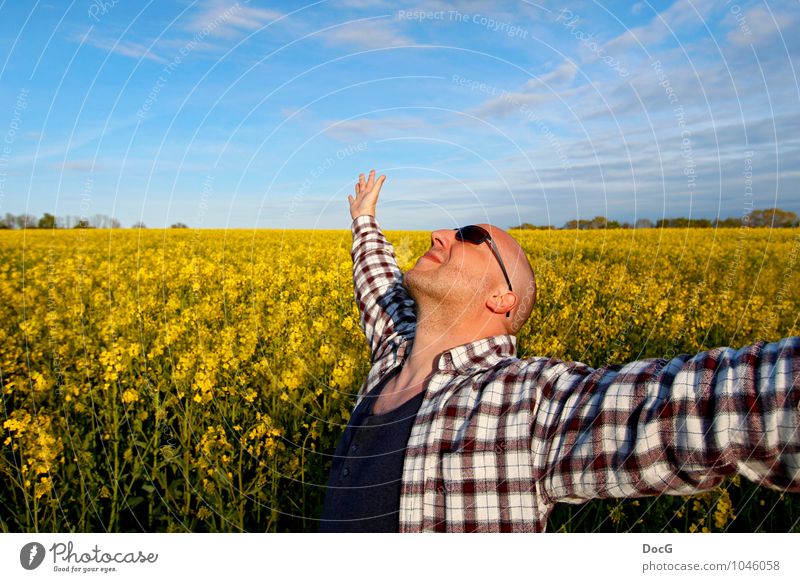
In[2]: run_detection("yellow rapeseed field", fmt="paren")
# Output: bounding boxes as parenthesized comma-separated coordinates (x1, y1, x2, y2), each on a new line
(1, 226, 799, 532)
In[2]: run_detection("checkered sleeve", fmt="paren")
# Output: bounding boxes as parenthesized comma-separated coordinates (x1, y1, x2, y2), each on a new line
(350, 215, 416, 361)
(531, 337, 800, 504)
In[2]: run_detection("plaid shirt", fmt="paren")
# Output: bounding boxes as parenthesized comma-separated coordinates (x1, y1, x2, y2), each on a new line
(349, 215, 800, 532)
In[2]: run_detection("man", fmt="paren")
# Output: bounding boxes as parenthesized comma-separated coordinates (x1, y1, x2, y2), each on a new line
(319, 169, 800, 533)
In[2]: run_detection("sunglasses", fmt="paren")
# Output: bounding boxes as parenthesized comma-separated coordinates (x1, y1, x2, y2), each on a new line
(454, 225, 513, 317)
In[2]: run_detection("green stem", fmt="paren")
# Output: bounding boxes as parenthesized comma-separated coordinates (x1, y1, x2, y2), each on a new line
(148, 384, 160, 531)
(18, 447, 32, 531)
(109, 380, 120, 531)
(237, 445, 244, 531)
(32, 481, 38, 531)
(300, 431, 310, 531)
(182, 396, 192, 526)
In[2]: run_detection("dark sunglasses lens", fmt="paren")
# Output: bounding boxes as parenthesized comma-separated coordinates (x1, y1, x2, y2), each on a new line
(455, 225, 489, 244)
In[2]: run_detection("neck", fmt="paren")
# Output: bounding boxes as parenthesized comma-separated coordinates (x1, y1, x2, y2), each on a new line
(400, 304, 508, 381)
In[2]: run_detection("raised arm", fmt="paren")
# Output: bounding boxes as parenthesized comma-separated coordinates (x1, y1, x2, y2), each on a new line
(528, 337, 800, 505)
(348, 170, 416, 361)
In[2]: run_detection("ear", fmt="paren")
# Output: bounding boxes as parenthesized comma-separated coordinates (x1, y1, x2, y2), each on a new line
(486, 290, 517, 316)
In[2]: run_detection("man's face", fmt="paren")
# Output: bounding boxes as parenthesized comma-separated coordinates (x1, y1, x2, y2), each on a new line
(403, 225, 507, 313)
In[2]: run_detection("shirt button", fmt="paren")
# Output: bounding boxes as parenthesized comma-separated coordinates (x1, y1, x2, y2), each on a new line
(342, 467, 350, 477)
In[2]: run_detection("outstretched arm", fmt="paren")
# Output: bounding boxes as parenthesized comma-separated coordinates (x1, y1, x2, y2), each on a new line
(529, 337, 800, 504)
(348, 170, 416, 362)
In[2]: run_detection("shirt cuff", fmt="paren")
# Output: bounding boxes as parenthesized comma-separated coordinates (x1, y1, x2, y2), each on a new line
(350, 214, 380, 236)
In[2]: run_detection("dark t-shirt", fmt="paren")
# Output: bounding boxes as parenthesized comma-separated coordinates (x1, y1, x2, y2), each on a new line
(319, 368, 424, 532)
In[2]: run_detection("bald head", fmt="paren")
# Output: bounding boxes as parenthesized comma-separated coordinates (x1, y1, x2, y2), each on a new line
(404, 222, 537, 338)
(475, 224, 537, 335)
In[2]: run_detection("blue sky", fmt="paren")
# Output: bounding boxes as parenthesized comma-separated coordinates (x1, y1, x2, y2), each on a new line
(0, 0, 798, 230)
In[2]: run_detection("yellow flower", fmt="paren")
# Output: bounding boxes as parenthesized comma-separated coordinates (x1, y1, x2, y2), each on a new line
(713, 489, 735, 529)
(34, 477, 53, 500)
(122, 389, 139, 404)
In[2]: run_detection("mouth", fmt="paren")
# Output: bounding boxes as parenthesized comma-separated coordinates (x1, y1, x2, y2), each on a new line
(420, 250, 443, 264)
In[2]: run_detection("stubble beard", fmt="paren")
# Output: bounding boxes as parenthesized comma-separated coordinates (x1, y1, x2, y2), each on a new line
(403, 268, 474, 331)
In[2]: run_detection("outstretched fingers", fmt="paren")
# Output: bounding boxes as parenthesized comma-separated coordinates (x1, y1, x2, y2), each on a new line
(348, 169, 386, 219)
(355, 170, 385, 198)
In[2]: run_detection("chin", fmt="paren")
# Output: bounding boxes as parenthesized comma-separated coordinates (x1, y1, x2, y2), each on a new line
(403, 269, 430, 301)
(405, 268, 455, 303)
(403, 268, 419, 291)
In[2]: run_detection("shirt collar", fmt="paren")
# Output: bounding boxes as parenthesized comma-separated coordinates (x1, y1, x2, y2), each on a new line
(397, 333, 517, 374)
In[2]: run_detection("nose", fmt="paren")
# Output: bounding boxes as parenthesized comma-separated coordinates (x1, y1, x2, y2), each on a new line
(430, 229, 451, 250)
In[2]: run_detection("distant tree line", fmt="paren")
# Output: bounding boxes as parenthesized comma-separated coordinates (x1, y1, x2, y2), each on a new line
(0, 212, 190, 229)
(511, 208, 799, 230)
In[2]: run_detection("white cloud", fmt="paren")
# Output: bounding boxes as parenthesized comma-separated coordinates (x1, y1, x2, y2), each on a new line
(75, 2, 287, 65)
(604, 0, 716, 52)
(321, 18, 415, 49)
(727, 6, 795, 46)
(525, 60, 578, 88)
(76, 30, 166, 64)
(155, 37, 229, 54)
(469, 89, 554, 119)
(183, 0, 283, 39)
(468, 62, 581, 119)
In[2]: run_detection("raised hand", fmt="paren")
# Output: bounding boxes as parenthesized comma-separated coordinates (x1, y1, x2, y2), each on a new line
(348, 169, 386, 220)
